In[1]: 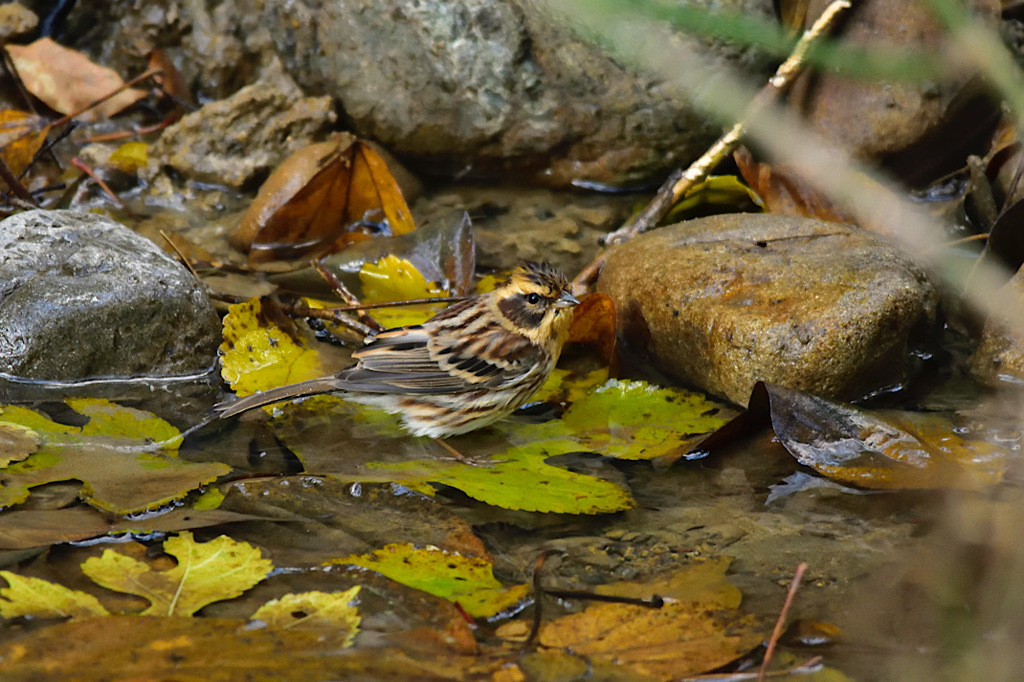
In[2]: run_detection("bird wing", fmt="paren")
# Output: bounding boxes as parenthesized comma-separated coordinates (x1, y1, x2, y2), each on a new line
(335, 325, 537, 395)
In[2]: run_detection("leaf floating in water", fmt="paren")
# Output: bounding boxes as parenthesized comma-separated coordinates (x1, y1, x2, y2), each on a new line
(250, 587, 361, 641)
(81, 531, 273, 616)
(694, 382, 1011, 490)
(0, 400, 230, 514)
(333, 543, 528, 619)
(234, 133, 416, 264)
(0, 571, 110, 619)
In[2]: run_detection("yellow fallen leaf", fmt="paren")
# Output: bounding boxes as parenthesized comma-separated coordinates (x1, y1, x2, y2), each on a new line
(81, 532, 273, 616)
(0, 571, 110, 619)
(219, 298, 324, 396)
(251, 586, 361, 643)
(359, 255, 449, 328)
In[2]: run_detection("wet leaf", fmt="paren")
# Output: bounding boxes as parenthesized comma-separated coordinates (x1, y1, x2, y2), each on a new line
(0, 109, 50, 176)
(698, 382, 1010, 490)
(270, 209, 476, 299)
(147, 48, 195, 108)
(0, 422, 39, 467)
(665, 175, 764, 221)
(0, 571, 110, 619)
(107, 141, 148, 174)
(334, 543, 528, 619)
(234, 134, 416, 264)
(0, 506, 268, 551)
(0, 401, 230, 513)
(568, 293, 617, 363)
(504, 376, 732, 462)
(0, 615, 476, 682)
(367, 439, 634, 514)
(359, 255, 450, 327)
(81, 532, 273, 616)
(219, 297, 325, 397)
(538, 558, 763, 680)
(734, 146, 858, 225)
(250, 586, 360, 640)
(6, 38, 146, 120)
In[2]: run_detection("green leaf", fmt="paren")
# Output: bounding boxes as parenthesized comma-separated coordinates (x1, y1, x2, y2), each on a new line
(0, 571, 110, 619)
(367, 440, 634, 514)
(515, 378, 731, 461)
(251, 586, 361, 641)
(0, 400, 230, 513)
(81, 532, 273, 616)
(333, 543, 528, 619)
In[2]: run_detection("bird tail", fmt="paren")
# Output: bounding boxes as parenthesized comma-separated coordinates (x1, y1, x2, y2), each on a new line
(212, 376, 344, 419)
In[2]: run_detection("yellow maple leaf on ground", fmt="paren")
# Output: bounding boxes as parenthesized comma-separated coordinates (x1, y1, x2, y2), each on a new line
(81, 532, 273, 616)
(0, 571, 109, 619)
(359, 255, 449, 328)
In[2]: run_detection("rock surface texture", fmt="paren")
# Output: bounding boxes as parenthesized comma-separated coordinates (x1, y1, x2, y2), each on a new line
(970, 268, 1024, 383)
(598, 214, 939, 405)
(0, 210, 221, 380)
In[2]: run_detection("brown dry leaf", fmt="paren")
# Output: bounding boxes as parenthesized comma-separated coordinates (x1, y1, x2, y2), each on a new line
(6, 38, 146, 120)
(535, 558, 761, 679)
(0, 110, 50, 176)
(147, 48, 195, 108)
(234, 133, 416, 264)
(568, 292, 617, 363)
(734, 145, 856, 225)
(539, 572, 760, 680)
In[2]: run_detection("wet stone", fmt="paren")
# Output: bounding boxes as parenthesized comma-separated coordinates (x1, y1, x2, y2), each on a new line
(0, 209, 221, 380)
(970, 267, 1024, 383)
(598, 213, 939, 406)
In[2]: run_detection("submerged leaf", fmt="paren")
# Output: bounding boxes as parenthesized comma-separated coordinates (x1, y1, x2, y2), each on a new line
(0, 401, 229, 513)
(537, 558, 762, 679)
(219, 297, 325, 396)
(251, 587, 361, 641)
(367, 440, 634, 515)
(334, 543, 528, 618)
(0, 421, 39, 467)
(81, 532, 273, 616)
(698, 382, 1010, 490)
(0, 571, 110, 619)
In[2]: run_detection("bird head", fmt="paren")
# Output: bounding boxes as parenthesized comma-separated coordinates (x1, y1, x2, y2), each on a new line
(492, 261, 579, 347)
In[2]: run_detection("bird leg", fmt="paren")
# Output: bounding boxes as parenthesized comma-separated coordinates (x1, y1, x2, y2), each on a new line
(432, 438, 497, 467)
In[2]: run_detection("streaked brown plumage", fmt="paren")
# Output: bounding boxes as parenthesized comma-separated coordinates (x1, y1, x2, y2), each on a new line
(213, 261, 579, 437)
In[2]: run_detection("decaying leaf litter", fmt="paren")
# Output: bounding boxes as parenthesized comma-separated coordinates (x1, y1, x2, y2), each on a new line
(0, 3, 1022, 680)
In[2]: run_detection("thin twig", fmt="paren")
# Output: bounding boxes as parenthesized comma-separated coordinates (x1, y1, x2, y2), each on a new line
(312, 259, 384, 334)
(49, 67, 162, 130)
(71, 157, 130, 212)
(525, 551, 550, 648)
(288, 298, 379, 339)
(160, 229, 200, 280)
(574, 0, 852, 289)
(758, 563, 807, 682)
(0, 154, 38, 206)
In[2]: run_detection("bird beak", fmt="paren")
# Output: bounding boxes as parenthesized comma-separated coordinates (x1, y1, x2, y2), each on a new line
(555, 290, 581, 308)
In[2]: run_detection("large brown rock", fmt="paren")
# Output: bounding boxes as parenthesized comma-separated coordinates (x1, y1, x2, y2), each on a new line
(970, 269, 1024, 383)
(598, 214, 938, 405)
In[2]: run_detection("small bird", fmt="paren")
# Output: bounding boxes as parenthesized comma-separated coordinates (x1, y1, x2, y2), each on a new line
(213, 261, 579, 438)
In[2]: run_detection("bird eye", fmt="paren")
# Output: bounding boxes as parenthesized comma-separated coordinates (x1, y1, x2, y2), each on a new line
(526, 293, 541, 305)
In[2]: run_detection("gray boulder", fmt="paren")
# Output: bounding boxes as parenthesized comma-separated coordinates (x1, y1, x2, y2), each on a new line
(0, 210, 221, 380)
